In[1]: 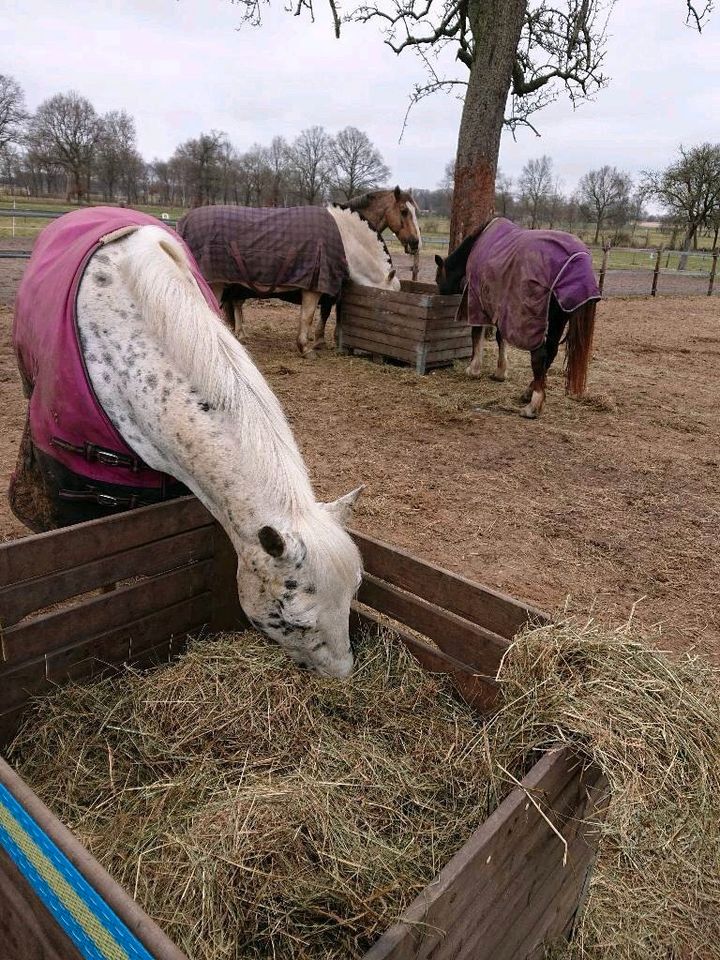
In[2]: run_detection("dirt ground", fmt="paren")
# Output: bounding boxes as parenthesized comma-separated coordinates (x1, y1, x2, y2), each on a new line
(1, 250, 718, 660)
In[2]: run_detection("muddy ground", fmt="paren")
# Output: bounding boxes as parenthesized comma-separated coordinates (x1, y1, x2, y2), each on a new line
(1, 249, 718, 660)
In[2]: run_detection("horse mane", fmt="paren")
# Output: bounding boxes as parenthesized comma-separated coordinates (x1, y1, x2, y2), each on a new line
(445, 219, 495, 273)
(326, 206, 395, 277)
(118, 226, 319, 516)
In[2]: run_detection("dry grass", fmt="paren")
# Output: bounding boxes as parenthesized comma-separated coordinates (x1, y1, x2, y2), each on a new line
(10, 629, 497, 959)
(10, 617, 720, 960)
(488, 620, 720, 960)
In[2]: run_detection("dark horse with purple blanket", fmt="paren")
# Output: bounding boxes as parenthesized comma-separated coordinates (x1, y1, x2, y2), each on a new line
(435, 217, 600, 418)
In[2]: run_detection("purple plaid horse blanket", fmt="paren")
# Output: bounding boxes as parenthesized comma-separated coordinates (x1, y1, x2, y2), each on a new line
(461, 218, 600, 351)
(177, 205, 348, 298)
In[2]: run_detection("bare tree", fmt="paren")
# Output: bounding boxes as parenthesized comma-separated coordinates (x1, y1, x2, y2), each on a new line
(27, 91, 101, 201)
(495, 170, 514, 217)
(0, 75, 27, 152)
(643, 143, 720, 268)
(578, 165, 633, 242)
(329, 126, 390, 201)
(518, 155, 554, 228)
(289, 126, 332, 205)
(265, 136, 291, 205)
(172, 130, 230, 206)
(96, 110, 138, 201)
(232, 0, 712, 247)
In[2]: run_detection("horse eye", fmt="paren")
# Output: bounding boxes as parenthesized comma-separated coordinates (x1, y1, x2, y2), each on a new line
(401, 208, 408, 216)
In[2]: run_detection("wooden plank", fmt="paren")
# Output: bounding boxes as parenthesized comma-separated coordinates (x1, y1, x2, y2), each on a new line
(341, 296, 429, 326)
(1, 526, 214, 628)
(2, 562, 213, 663)
(45, 593, 212, 681)
(209, 522, 248, 632)
(0, 496, 210, 587)
(351, 604, 499, 713)
(339, 306, 428, 339)
(341, 321, 430, 352)
(358, 574, 510, 678)
(340, 335, 418, 364)
(0, 845, 85, 960)
(342, 283, 435, 310)
(0, 758, 189, 960)
(362, 748, 607, 960)
(0, 594, 211, 714)
(351, 529, 549, 639)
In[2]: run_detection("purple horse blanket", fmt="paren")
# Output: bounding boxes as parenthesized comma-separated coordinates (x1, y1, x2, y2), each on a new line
(461, 217, 600, 351)
(177, 205, 348, 298)
(11, 206, 217, 530)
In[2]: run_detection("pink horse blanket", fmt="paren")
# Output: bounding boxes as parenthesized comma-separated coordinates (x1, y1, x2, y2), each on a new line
(177, 205, 348, 298)
(462, 218, 600, 351)
(11, 206, 217, 530)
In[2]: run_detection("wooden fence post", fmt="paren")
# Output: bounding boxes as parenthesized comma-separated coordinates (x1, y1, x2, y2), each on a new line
(651, 246, 664, 297)
(708, 250, 718, 297)
(411, 251, 420, 283)
(598, 242, 611, 296)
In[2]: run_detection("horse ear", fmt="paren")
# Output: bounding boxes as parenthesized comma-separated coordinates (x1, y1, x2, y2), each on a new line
(394, 185, 402, 200)
(435, 254, 444, 268)
(322, 485, 364, 526)
(259, 526, 307, 564)
(258, 525, 286, 558)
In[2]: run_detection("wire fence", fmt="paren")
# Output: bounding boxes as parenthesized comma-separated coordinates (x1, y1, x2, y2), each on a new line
(1, 208, 718, 298)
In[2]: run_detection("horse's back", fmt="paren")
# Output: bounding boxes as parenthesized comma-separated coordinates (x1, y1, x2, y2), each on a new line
(177, 204, 348, 297)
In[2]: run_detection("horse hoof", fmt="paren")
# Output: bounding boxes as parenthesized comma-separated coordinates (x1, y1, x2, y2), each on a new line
(520, 405, 538, 419)
(302, 350, 318, 360)
(465, 366, 482, 379)
(489, 372, 506, 382)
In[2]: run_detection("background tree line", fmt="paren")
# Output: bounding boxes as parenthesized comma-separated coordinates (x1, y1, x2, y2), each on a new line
(2, 73, 720, 254)
(0, 78, 391, 208)
(418, 149, 720, 254)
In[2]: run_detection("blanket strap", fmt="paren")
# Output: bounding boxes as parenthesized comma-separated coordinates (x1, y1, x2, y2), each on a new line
(50, 436, 145, 473)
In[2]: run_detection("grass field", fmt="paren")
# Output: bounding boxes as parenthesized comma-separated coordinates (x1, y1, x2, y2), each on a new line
(1, 196, 716, 275)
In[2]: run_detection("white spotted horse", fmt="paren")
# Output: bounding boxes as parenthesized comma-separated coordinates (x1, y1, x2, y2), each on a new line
(177, 203, 401, 358)
(435, 217, 600, 418)
(11, 207, 364, 677)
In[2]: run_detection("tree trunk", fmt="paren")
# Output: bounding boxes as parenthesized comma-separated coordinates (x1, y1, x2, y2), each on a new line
(594, 220, 601, 244)
(449, 0, 527, 249)
(678, 224, 697, 271)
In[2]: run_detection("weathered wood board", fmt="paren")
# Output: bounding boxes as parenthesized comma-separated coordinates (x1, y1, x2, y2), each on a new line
(0, 496, 607, 960)
(337, 280, 470, 374)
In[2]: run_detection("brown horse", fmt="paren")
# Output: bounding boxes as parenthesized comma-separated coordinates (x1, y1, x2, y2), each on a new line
(435, 218, 600, 419)
(340, 186, 421, 255)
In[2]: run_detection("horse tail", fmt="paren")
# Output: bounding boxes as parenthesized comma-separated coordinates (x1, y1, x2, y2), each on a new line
(564, 300, 597, 397)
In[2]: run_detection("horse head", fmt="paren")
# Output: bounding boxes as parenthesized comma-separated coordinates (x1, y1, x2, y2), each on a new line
(385, 186, 422, 255)
(435, 253, 464, 295)
(236, 487, 365, 678)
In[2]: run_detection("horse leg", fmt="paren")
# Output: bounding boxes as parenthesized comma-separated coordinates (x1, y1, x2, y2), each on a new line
(297, 290, 322, 357)
(233, 301, 245, 340)
(489, 330, 507, 382)
(520, 348, 547, 419)
(312, 296, 333, 351)
(465, 326, 485, 378)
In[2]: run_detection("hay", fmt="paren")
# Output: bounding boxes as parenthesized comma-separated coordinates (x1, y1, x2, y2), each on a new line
(10, 618, 720, 959)
(485, 619, 720, 960)
(9, 629, 496, 959)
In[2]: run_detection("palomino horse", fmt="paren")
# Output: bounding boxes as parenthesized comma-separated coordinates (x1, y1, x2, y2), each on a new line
(435, 217, 600, 418)
(12, 208, 364, 677)
(340, 186, 422, 255)
(177, 204, 401, 358)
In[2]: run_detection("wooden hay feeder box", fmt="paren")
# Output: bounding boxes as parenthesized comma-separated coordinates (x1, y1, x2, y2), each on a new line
(337, 280, 470, 374)
(0, 498, 606, 960)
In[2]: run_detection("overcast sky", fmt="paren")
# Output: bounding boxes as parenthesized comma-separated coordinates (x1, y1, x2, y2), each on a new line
(3, 0, 719, 196)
